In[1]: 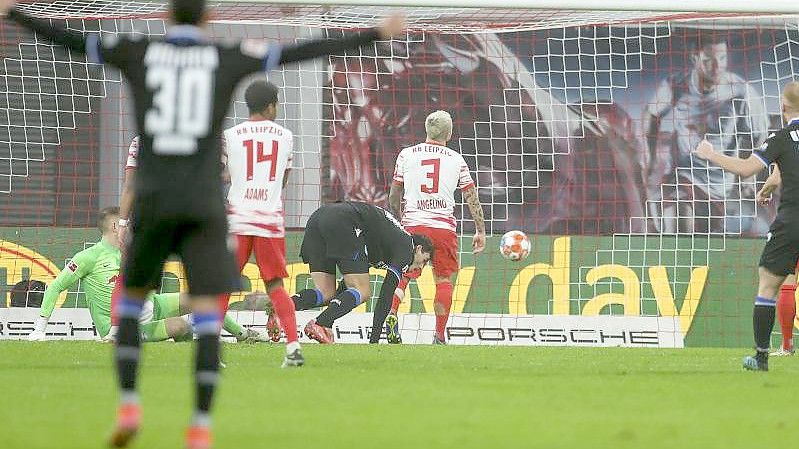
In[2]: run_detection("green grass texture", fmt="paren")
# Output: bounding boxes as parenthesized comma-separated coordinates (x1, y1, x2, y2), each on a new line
(2, 342, 797, 449)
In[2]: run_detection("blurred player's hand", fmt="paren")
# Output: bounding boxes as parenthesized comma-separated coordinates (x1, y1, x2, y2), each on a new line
(692, 139, 715, 161)
(377, 14, 406, 39)
(27, 330, 45, 341)
(757, 182, 778, 205)
(472, 232, 486, 254)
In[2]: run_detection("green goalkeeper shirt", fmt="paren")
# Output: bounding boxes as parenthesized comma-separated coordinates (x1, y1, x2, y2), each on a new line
(40, 239, 121, 336)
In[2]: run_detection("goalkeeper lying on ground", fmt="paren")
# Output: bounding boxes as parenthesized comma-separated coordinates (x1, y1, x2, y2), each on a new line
(27, 207, 265, 342)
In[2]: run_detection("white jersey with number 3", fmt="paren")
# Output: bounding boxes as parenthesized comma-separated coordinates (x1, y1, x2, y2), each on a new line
(393, 142, 475, 232)
(223, 120, 293, 238)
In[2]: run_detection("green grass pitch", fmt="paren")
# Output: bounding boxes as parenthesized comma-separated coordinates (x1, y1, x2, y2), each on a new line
(2, 342, 798, 449)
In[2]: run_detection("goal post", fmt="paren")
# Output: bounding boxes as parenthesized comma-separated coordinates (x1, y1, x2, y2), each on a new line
(1, 0, 798, 347)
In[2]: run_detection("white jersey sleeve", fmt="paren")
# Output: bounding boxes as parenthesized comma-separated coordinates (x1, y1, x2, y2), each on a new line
(125, 136, 139, 170)
(397, 142, 474, 232)
(224, 120, 294, 238)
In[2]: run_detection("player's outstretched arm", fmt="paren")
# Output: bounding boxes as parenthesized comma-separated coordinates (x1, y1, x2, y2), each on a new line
(462, 185, 486, 254)
(369, 266, 403, 344)
(693, 139, 766, 178)
(3, 4, 89, 55)
(278, 15, 405, 65)
(118, 169, 135, 246)
(27, 262, 84, 341)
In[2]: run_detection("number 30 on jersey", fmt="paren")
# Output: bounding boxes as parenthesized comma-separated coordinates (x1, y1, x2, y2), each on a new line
(145, 67, 213, 155)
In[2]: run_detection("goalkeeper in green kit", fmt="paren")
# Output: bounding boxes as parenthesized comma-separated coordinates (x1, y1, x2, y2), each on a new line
(27, 207, 264, 342)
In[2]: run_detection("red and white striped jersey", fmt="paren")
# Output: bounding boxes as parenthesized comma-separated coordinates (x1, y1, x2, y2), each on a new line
(392, 142, 474, 232)
(126, 136, 139, 170)
(223, 120, 293, 238)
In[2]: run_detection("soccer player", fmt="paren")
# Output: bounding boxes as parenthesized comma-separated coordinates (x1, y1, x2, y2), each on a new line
(293, 201, 433, 344)
(756, 166, 797, 356)
(692, 80, 799, 371)
(644, 33, 767, 234)
(387, 110, 486, 344)
(2, 1, 405, 446)
(26, 207, 263, 343)
(219, 79, 303, 367)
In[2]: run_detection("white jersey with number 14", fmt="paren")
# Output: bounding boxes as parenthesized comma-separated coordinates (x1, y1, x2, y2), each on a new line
(393, 142, 475, 232)
(223, 120, 293, 238)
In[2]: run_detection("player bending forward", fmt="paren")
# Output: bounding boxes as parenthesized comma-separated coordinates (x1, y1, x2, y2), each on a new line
(219, 79, 303, 367)
(387, 110, 486, 344)
(693, 80, 799, 371)
(27, 207, 263, 343)
(293, 202, 433, 344)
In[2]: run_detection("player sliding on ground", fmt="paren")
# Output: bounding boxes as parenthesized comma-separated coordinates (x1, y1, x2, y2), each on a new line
(387, 110, 486, 344)
(26, 207, 265, 343)
(219, 79, 303, 367)
(693, 80, 799, 371)
(756, 165, 797, 356)
(1, 0, 406, 447)
(294, 202, 433, 344)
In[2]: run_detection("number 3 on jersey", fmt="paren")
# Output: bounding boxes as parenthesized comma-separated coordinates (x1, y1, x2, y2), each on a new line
(145, 67, 212, 155)
(421, 158, 440, 194)
(244, 139, 279, 181)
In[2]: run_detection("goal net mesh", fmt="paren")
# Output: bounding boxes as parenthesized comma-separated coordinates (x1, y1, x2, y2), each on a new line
(2, 0, 798, 346)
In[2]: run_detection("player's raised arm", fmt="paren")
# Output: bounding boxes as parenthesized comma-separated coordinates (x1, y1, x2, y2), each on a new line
(3, 3, 89, 55)
(278, 15, 405, 66)
(3, 1, 138, 69)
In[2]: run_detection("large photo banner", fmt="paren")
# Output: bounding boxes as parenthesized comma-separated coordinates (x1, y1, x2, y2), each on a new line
(324, 26, 790, 237)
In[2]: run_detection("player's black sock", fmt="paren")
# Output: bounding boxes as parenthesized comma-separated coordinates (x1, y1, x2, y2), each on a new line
(753, 296, 777, 351)
(193, 312, 221, 417)
(115, 298, 143, 398)
(293, 288, 324, 310)
(315, 288, 362, 328)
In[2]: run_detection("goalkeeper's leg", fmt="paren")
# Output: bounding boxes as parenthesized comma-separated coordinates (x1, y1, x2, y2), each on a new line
(156, 293, 260, 342)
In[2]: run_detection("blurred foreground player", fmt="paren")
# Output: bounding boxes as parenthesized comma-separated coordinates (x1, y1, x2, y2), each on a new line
(693, 81, 799, 371)
(2, 0, 406, 446)
(294, 202, 432, 344)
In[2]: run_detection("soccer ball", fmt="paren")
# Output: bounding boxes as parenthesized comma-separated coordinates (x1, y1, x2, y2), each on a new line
(499, 230, 531, 261)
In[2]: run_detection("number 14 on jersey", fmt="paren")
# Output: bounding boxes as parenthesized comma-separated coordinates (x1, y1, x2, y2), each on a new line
(244, 139, 279, 181)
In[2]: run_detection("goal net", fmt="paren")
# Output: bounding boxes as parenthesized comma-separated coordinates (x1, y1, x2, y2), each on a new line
(1, 0, 797, 346)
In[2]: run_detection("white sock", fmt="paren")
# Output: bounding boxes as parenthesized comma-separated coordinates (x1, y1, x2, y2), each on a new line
(286, 341, 301, 354)
(120, 391, 140, 406)
(192, 412, 211, 428)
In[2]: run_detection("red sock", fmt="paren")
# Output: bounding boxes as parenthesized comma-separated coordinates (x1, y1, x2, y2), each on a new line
(269, 287, 298, 343)
(778, 283, 796, 350)
(110, 274, 124, 326)
(218, 294, 231, 316)
(390, 277, 409, 314)
(434, 281, 453, 340)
